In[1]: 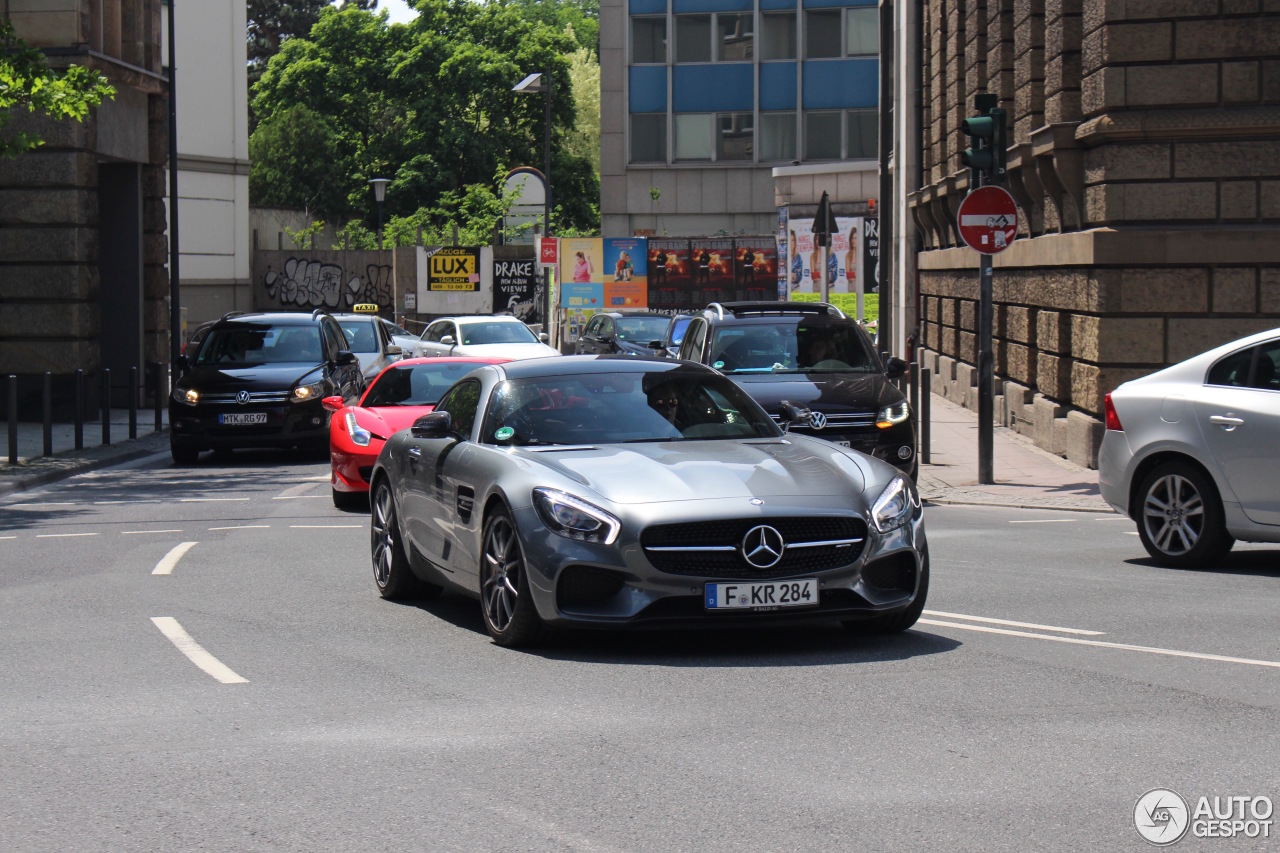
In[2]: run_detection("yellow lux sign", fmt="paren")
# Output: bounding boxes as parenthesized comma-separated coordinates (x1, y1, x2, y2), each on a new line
(428, 249, 479, 291)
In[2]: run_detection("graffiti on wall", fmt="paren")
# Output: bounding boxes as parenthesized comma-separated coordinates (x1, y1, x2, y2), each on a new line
(261, 257, 393, 310)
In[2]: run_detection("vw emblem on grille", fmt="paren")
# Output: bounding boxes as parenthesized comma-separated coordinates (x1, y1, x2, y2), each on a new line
(236, 390, 251, 405)
(741, 524, 785, 569)
(809, 411, 828, 430)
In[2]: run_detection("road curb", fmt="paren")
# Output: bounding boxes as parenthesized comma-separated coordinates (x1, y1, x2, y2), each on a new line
(0, 433, 169, 498)
(923, 495, 1116, 514)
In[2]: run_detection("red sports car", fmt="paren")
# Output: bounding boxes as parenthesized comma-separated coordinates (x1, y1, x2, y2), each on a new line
(323, 357, 508, 508)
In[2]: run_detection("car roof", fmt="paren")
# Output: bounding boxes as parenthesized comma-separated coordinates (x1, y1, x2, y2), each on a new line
(211, 312, 329, 326)
(441, 315, 526, 324)
(702, 302, 848, 323)
(496, 355, 716, 380)
(330, 313, 379, 321)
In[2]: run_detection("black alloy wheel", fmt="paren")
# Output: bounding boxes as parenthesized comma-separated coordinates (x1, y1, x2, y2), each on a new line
(369, 480, 439, 600)
(1136, 461, 1233, 568)
(479, 507, 544, 647)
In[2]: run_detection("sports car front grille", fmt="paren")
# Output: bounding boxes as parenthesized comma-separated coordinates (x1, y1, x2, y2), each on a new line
(641, 517, 866, 579)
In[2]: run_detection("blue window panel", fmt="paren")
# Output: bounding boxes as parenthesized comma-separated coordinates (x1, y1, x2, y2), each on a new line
(761, 0, 797, 9)
(673, 0, 754, 11)
(802, 58, 878, 109)
(630, 67, 669, 113)
(629, 0, 667, 14)
(673, 64, 754, 112)
(759, 63, 797, 110)
(803, 0, 877, 7)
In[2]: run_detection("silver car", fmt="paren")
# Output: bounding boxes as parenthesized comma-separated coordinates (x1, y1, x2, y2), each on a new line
(1099, 327, 1280, 567)
(368, 357, 929, 647)
(413, 315, 558, 361)
(333, 313, 404, 381)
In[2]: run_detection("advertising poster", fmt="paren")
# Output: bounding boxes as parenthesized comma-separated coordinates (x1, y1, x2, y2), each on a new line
(863, 217, 880, 295)
(428, 247, 481, 291)
(493, 257, 542, 327)
(776, 207, 789, 301)
(733, 239, 778, 302)
(786, 219, 815, 294)
(690, 238, 735, 305)
(558, 237, 605, 339)
(603, 237, 648, 308)
(647, 239, 693, 311)
(832, 216, 864, 295)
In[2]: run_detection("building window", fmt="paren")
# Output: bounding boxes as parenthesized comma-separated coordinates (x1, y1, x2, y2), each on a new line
(717, 112, 754, 160)
(676, 15, 712, 63)
(632, 17, 667, 64)
(760, 112, 796, 162)
(675, 113, 714, 160)
(760, 12, 797, 60)
(805, 10, 842, 59)
(846, 8, 878, 56)
(632, 113, 667, 163)
(805, 111, 842, 160)
(717, 13, 754, 61)
(847, 109, 877, 159)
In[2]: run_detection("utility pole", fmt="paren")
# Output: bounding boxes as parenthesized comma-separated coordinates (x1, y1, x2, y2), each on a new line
(813, 191, 837, 304)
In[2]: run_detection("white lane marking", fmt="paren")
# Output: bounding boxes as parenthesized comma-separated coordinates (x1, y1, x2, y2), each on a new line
(1008, 519, 1075, 524)
(1095, 517, 1131, 521)
(208, 524, 271, 531)
(922, 610, 1105, 636)
(94, 499, 162, 505)
(152, 542, 198, 576)
(36, 532, 99, 538)
(123, 529, 184, 535)
(299, 475, 331, 481)
(1126, 532, 1140, 536)
(150, 617, 248, 684)
(290, 524, 363, 529)
(9, 502, 76, 507)
(0, 535, 15, 540)
(179, 497, 249, 503)
(274, 483, 316, 499)
(918, 619, 1280, 669)
(272, 495, 328, 500)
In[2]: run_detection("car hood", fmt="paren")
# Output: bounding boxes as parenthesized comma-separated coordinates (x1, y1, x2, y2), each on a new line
(615, 339, 663, 356)
(356, 404, 434, 438)
(180, 364, 320, 391)
(515, 437, 869, 504)
(726, 372, 903, 413)
(456, 342, 559, 359)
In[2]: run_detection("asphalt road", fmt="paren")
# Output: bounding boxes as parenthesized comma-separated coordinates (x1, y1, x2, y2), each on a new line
(2, 451, 1278, 851)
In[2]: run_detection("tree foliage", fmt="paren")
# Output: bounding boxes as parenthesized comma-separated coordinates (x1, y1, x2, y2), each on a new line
(0, 21, 115, 158)
(503, 0, 599, 55)
(246, 0, 328, 92)
(250, 1, 599, 234)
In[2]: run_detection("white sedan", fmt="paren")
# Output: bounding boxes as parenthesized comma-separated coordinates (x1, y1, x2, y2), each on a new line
(1099, 327, 1280, 567)
(413, 315, 559, 360)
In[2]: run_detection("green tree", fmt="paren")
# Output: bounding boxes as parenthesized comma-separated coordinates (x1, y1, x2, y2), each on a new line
(564, 33, 599, 175)
(504, 0, 599, 55)
(248, 104, 348, 218)
(246, 0, 328, 91)
(0, 21, 115, 158)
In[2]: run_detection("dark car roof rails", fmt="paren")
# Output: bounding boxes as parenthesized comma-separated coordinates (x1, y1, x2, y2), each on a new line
(220, 311, 248, 321)
(710, 301, 848, 319)
(311, 308, 333, 320)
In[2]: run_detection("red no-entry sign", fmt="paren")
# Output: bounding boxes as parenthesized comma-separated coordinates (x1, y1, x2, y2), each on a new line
(958, 186, 1018, 254)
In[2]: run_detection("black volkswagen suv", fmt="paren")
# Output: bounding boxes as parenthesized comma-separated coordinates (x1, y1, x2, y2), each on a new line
(676, 302, 916, 476)
(169, 310, 366, 463)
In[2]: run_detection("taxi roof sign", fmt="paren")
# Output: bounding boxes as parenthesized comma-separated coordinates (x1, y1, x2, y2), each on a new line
(353, 303, 380, 314)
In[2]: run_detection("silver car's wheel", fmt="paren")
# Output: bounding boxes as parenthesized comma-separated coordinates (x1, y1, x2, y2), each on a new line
(479, 507, 544, 647)
(1136, 462, 1232, 568)
(370, 480, 437, 600)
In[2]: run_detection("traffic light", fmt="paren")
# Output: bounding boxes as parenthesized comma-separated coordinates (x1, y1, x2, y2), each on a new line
(961, 98, 1007, 187)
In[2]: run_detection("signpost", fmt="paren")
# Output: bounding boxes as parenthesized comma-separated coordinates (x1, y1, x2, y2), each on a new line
(958, 187, 1018, 255)
(812, 191, 838, 304)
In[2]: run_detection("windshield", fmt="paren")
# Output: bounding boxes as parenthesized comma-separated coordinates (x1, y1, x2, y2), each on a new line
(482, 370, 781, 446)
(708, 322, 879, 374)
(196, 325, 323, 366)
(338, 320, 379, 354)
(458, 321, 537, 345)
(363, 361, 485, 407)
(615, 316, 670, 342)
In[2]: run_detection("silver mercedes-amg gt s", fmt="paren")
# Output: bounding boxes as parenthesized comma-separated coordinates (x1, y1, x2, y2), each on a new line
(368, 356, 928, 647)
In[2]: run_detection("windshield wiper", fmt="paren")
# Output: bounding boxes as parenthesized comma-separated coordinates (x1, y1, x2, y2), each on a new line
(623, 436, 685, 443)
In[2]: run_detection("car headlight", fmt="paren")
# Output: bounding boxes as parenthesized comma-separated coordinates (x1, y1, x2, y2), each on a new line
(871, 475, 919, 533)
(291, 382, 324, 403)
(344, 411, 372, 446)
(173, 385, 198, 406)
(876, 400, 910, 429)
(533, 488, 620, 545)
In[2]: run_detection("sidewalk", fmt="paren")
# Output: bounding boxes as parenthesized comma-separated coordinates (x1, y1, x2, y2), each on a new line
(0, 409, 169, 497)
(917, 393, 1113, 513)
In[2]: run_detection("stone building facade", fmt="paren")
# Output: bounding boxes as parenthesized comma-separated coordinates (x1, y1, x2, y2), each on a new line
(908, 0, 1280, 467)
(0, 0, 169, 413)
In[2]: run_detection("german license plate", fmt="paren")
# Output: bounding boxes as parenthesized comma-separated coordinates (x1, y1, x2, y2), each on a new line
(219, 412, 268, 425)
(705, 578, 818, 611)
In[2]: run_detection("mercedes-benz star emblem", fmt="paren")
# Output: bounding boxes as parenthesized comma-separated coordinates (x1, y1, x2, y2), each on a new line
(236, 390, 251, 405)
(741, 524, 785, 569)
(809, 411, 827, 430)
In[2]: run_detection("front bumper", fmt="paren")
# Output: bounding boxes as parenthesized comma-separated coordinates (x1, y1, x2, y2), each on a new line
(510, 499, 928, 628)
(169, 400, 329, 449)
(785, 419, 917, 476)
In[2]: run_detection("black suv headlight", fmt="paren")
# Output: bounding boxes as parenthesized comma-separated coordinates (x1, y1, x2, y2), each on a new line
(172, 384, 199, 406)
(533, 488, 620, 545)
(291, 381, 324, 403)
(876, 401, 910, 429)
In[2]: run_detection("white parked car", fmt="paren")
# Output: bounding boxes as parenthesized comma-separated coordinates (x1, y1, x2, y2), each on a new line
(1099, 327, 1280, 567)
(413, 315, 559, 361)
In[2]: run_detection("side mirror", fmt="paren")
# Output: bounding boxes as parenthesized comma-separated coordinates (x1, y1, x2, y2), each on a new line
(884, 356, 907, 378)
(410, 411, 452, 439)
(386, 345, 403, 357)
(778, 400, 812, 433)
(441, 335, 456, 346)
(335, 349, 358, 366)
(538, 332, 550, 343)
(321, 395, 344, 413)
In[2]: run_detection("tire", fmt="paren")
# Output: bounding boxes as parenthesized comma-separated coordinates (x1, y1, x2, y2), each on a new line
(171, 439, 199, 465)
(332, 486, 366, 511)
(369, 480, 436, 600)
(843, 549, 930, 635)
(479, 506, 545, 648)
(1136, 461, 1233, 568)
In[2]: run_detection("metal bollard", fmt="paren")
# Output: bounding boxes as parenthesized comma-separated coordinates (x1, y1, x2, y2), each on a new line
(129, 365, 138, 439)
(921, 367, 932, 465)
(8, 375, 18, 464)
(153, 362, 164, 432)
(43, 372, 53, 457)
(101, 369, 111, 446)
(75, 369, 84, 450)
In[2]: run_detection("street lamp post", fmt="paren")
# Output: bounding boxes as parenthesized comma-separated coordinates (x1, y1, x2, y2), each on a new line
(369, 177, 390, 249)
(512, 71, 552, 237)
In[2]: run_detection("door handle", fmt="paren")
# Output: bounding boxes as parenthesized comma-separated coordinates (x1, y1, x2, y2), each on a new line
(407, 446, 422, 458)
(1209, 414, 1244, 430)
